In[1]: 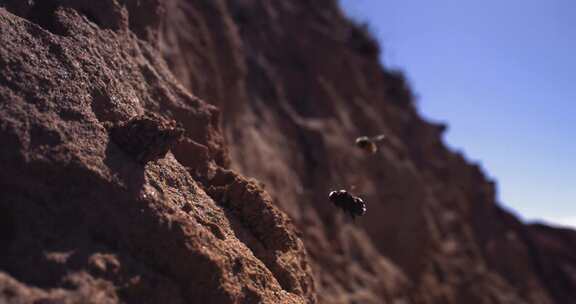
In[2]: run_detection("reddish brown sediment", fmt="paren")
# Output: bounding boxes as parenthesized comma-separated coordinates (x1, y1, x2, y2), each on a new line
(0, 3, 312, 303)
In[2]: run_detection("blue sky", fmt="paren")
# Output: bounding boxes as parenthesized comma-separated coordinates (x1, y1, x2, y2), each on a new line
(340, 0, 576, 226)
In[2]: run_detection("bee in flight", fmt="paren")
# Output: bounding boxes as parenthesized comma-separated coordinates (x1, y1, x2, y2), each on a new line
(355, 134, 387, 154)
(328, 190, 367, 220)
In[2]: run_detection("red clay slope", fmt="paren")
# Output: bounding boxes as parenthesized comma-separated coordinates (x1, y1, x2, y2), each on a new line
(1, 0, 575, 303)
(0, 2, 313, 303)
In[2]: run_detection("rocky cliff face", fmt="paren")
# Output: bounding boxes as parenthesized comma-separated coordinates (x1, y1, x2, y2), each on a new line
(0, 0, 574, 303)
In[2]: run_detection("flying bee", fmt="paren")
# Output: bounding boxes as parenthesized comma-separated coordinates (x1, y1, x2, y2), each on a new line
(328, 189, 367, 220)
(355, 134, 387, 154)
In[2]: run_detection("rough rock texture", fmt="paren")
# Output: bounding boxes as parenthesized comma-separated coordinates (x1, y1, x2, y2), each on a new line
(0, 1, 313, 303)
(1, 0, 576, 303)
(108, 113, 184, 164)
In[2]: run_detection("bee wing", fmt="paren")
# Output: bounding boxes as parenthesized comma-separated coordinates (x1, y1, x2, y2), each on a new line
(355, 136, 369, 144)
(371, 134, 386, 142)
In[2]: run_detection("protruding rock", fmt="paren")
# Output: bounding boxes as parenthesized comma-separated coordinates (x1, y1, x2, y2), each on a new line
(109, 114, 184, 164)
